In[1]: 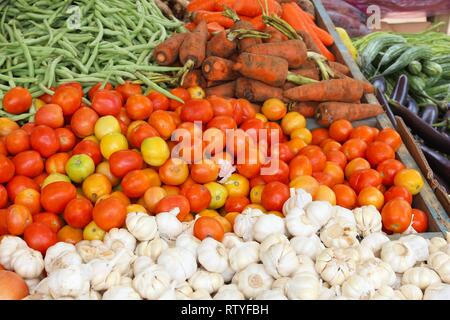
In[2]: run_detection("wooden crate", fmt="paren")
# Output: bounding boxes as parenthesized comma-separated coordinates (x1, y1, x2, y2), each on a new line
(309, 0, 449, 235)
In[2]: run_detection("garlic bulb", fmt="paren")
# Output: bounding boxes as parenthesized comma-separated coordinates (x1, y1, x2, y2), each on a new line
(315, 248, 358, 286)
(319, 286, 338, 300)
(24, 293, 53, 300)
(428, 236, 447, 254)
(102, 285, 142, 300)
(76, 240, 111, 263)
(360, 232, 390, 257)
(233, 208, 263, 241)
(10, 248, 44, 279)
(189, 289, 212, 300)
(126, 212, 157, 241)
(234, 263, 274, 299)
(132, 265, 172, 299)
(229, 241, 260, 272)
(370, 286, 400, 300)
(47, 265, 91, 299)
(197, 238, 229, 273)
(120, 277, 133, 286)
(157, 281, 178, 300)
(401, 267, 441, 290)
(341, 274, 374, 299)
(353, 205, 382, 237)
(221, 265, 235, 283)
(398, 235, 429, 262)
(282, 188, 312, 216)
(104, 228, 137, 252)
(380, 240, 417, 273)
(175, 233, 200, 256)
(272, 277, 290, 292)
(44, 243, 82, 274)
(79, 290, 102, 300)
(213, 284, 245, 300)
(320, 217, 359, 249)
(294, 255, 317, 277)
(188, 270, 224, 294)
(0, 236, 28, 269)
(428, 251, 450, 283)
(304, 201, 333, 227)
(285, 272, 321, 300)
(259, 234, 299, 279)
(255, 288, 287, 300)
(175, 282, 194, 299)
(290, 234, 325, 261)
(253, 214, 285, 243)
(88, 256, 122, 291)
(111, 249, 136, 276)
(397, 284, 423, 300)
(135, 236, 169, 261)
(156, 209, 183, 240)
(25, 278, 42, 294)
(133, 256, 154, 276)
(356, 258, 396, 289)
(222, 233, 243, 249)
(423, 283, 450, 300)
(331, 206, 356, 225)
(285, 207, 320, 237)
(33, 277, 50, 295)
(157, 247, 197, 283)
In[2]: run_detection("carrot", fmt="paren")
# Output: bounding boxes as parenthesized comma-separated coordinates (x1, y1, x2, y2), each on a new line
(185, 22, 197, 32)
(329, 61, 350, 76)
(264, 26, 288, 43)
(243, 40, 307, 68)
(235, 78, 284, 102)
(316, 102, 384, 126)
(207, 22, 225, 35)
(231, 20, 262, 51)
(179, 20, 209, 68)
(233, 0, 281, 18)
(153, 33, 186, 66)
(250, 15, 266, 31)
(233, 53, 289, 87)
(290, 67, 320, 81)
(214, 0, 237, 11)
(206, 81, 236, 98)
(297, 30, 320, 54)
(202, 56, 238, 81)
(239, 16, 254, 22)
(281, 3, 335, 61)
(207, 31, 237, 58)
(290, 101, 319, 118)
(187, 0, 218, 12)
(312, 25, 334, 46)
(206, 80, 226, 87)
(193, 11, 235, 28)
(283, 79, 365, 102)
(181, 70, 207, 88)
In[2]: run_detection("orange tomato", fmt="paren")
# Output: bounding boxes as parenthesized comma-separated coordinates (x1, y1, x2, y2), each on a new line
(162, 185, 180, 196)
(92, 196, 127, 231)
(381, 199, 412, 233)
(143, 187, 167, 214)
(121, 170, 152, 198)
(329, 119, 353, 142)
(159, 158, 189, 186)
(376, 159, 405, 186)
(250, 185, 264, 204)
(14, 189, 40, 215)
(184, 184, 211, 213)
(311, 128, 329, 146)
(340, 138, 367, 161)
(384, 185, 412, 205)
(348, 169, 382, 193)
(148, 110, 176, 140)
(325, 150, 347, 170)
(322, 161, 344, 185)
(314, 185, 336, 205)
(224, 196, 250, 213)
(213, 215, 232, 233)
(193, 216, 224, 241)
(393, 169, 424, 195)
(290, 127, 312, 144)
(198, 209, 220, 218)
(286, 137, 307, 155)
(107, 191, 130, 207)
(299, 145, 326, 172)
(224, 211, 240, 226)
(366, 141, 395, 167)
(375, 128, 402, 151)
(289, 176, 320, 197)
(142, 168, 162, 187)
(344, 157, 371, 180)
(96, 161, 120, 186)
(321, 139, 342, 153)
(6, 204, 32, 235)
(357, 186, 384, 210)
(332, 184, 357, 209)
(45, 153, 70, 175)
(262, 98, 287, 121)
(191, 159, 219, 184)
(281, 112, 306, 135)
(82, 173, 112, 203)
(312, 172, 335, 188)
(154, 195, 190, 221)
(57, 225, 83, 244)
(127, 204, 147, 213)
(350, 125, 377, 144)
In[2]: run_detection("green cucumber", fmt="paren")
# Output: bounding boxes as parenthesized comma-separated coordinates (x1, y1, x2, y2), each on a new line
(423, 61, 443, 77)
(407, 60, 422, 75)
(380, 46, 432, 77)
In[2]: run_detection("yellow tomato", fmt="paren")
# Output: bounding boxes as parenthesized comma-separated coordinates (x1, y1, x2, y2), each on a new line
(357, 186, 384, 210)
(34, 98, 46, 110)
(394, 169, 424, 195)
(291, 127, 312, 144)
(94, 115, 121, 140)
(100, 133, 128, 159)
(314, 185, 336, 205)
(205, 182, 228, 209)
(65, 154, 96, 183)
(42, 173, 71, 188)
(261, 98, 287, 121)
(223, 173, 250, 197)
(127, 204, 148, 213)
(141, 136, 170, 167)
(250, 185, 264, 204)
(82, 173, 112, 203)
(281, 112, 306, 135)
(290, 175, 320, 197)
(188, 86, 205, 99)
(96, 161, 120, 186)
(224, 211, 240, 226)
(198, 209, 220, 217)
(83, 135, 99, 144)
(255, 113, 268, 123)
(83, 221, 106, 241)
(213, 215, 232, 233)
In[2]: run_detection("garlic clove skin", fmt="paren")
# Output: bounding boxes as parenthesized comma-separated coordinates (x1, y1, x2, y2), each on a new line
(234, 263, 274, 299)
(380, 240, 417, 273)
(315, 248, 358, 286)
(156, 211, 183, 241)
(103, 228, 137, 252)
(102, 285, 142, 300)
(399, 235, 429, 262)
(44, 243, 82, 274)
(331, 206, 356, 225)
(320, 217, 359, 249)
(135, 236, 169, 261)
(213, 284, 245, 300)
(428, 251, 450, 283)
(233, 208, 263, 241)
(197, 238, 229, 273)
(369, 285, 401, 300)
(132, 265, 172, 300)
(175, 233, 200, 256)
(285, 207, 320, 238)
(360, 232, 390, 257)
(229, 241, 260, 272)
(271, 277, 290, 292)
(254, 288, 287, 300)
(252, 214, 286, 243)
(428, 236, 447, 254)
(0, 236, 28, 270)
(401, 266, 441, 290)
(133, 256, 154, 276)
(290, 234, 325, 261)
(222, 233, 243, 249)
(282, 188, 312, 216)
(259, 234, 299, 279)
(189, 289, 212, 300)
(353, 205, 382, 237)
(285, 272, 321, 300)
(304, 201, 333, 227)
(157, 247, 197, 284)
(188, 270, 224, 294)
(10, 248, 45, 279)
(397, 284, 423, 300)
(341, 274, 374, 300)
(47, 265, 91, 299)
(356, 258, 396, 290)
(423, 283, 450, 300)
(126, 212, 158, 242)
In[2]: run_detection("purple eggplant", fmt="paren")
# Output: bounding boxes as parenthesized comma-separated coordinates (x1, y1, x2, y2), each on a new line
(420, 105, 439, 125)
(406, 96, 419, 114)
(376, 90, 397, 129)
(433, 110, 450, 131)
(420, 145, 450, 182)
(390, 74, 409, 106)
(372, 76, 387, 94)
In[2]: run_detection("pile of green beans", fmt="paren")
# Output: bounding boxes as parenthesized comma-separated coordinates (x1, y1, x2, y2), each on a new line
(0, 0, 187, 102)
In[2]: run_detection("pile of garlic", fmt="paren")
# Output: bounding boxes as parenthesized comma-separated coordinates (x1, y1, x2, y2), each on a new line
(1, 189, 448, 300)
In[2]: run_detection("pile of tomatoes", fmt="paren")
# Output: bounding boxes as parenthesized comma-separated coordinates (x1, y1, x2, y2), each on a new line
(0, 81, 428, 254)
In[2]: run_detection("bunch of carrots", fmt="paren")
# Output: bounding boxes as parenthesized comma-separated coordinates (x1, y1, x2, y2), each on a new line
(152, 0, 384, 126)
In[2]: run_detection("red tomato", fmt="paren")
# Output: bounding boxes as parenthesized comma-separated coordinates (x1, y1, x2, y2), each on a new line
(261, 159, 289, 184)
(289, 155, 312, 180)
(58, 82, 83, 97)
(381, 199, 412, 233)
(350, 125, 377, 144)
(329, 119, 353, 142)
(24, 222, 57, 254)
(230, 99, 244, 125)
(169, 88, 191, 110)
(207, 116, 237, 132)
(33, 212, 63, 233)
(311, 128, 329, 146)
(376, 159, 405, 186)
(155, 195, 190, 221)
(93, 196, 127, 231)
(224, 196, 250, 213)
(191, 160, 219, 184)
(55, 127, 76, 152)
(121, 170, 152, 198)
(6, 204, 32, 236)
(21, 122, 35, 135)
(264, 122, 284, 146)
(40, 181, 77, 213)
(208, 95, 234, 117)
(193, 216, 224, 241)
(238, 99, 256, 122)
(30, 125, 60, 158)
(88, 82, 113, 101)
(6, 176, 39, 201)
(92, 89, 123, 116)
(299, 145, 326, 172)
(35, 104, 64, 129)
(250, 176, 266, 188)
(125, 94, 153, 120)
(148, 91, 170, 111)
(115, 81, 142, 101)
(2, 87, 32, 114)
(333, 184, 357, 209)
(180, 99, 214, 123)
(51, 86, 82, 116)
(14, 188, 41, 215)
(109, 150, 144, 178)
(366, 141, 395, 167)
(64, 197, 93, 228)
(384, 185, 412, 205)
(272, 143, 294, 163)
(348, 169, 382, 193)
(340, 138, 367, 161)
(312, 172, 335, 188)
(0, 209, 8, 234)
(72, 140, 102, 165)
(325, 150, 347, 170)
(0, 185, 7, 209)
(70, 107, 99, 138)
(5, 129, 30, 155)
(0, 154, 15, 184)
(375, 128, 402, 151)
(127, 122, 159, 148)
(148, 110, 177, 140)
(184, 184, 211, 213)
(12, 151, 44, 178)
(240, 118, 265, 134)
(261, 181, 289, 212)
(411, 209, 428, 233)
(45, 153, 70, 174)
(0, 138, 7, 156)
